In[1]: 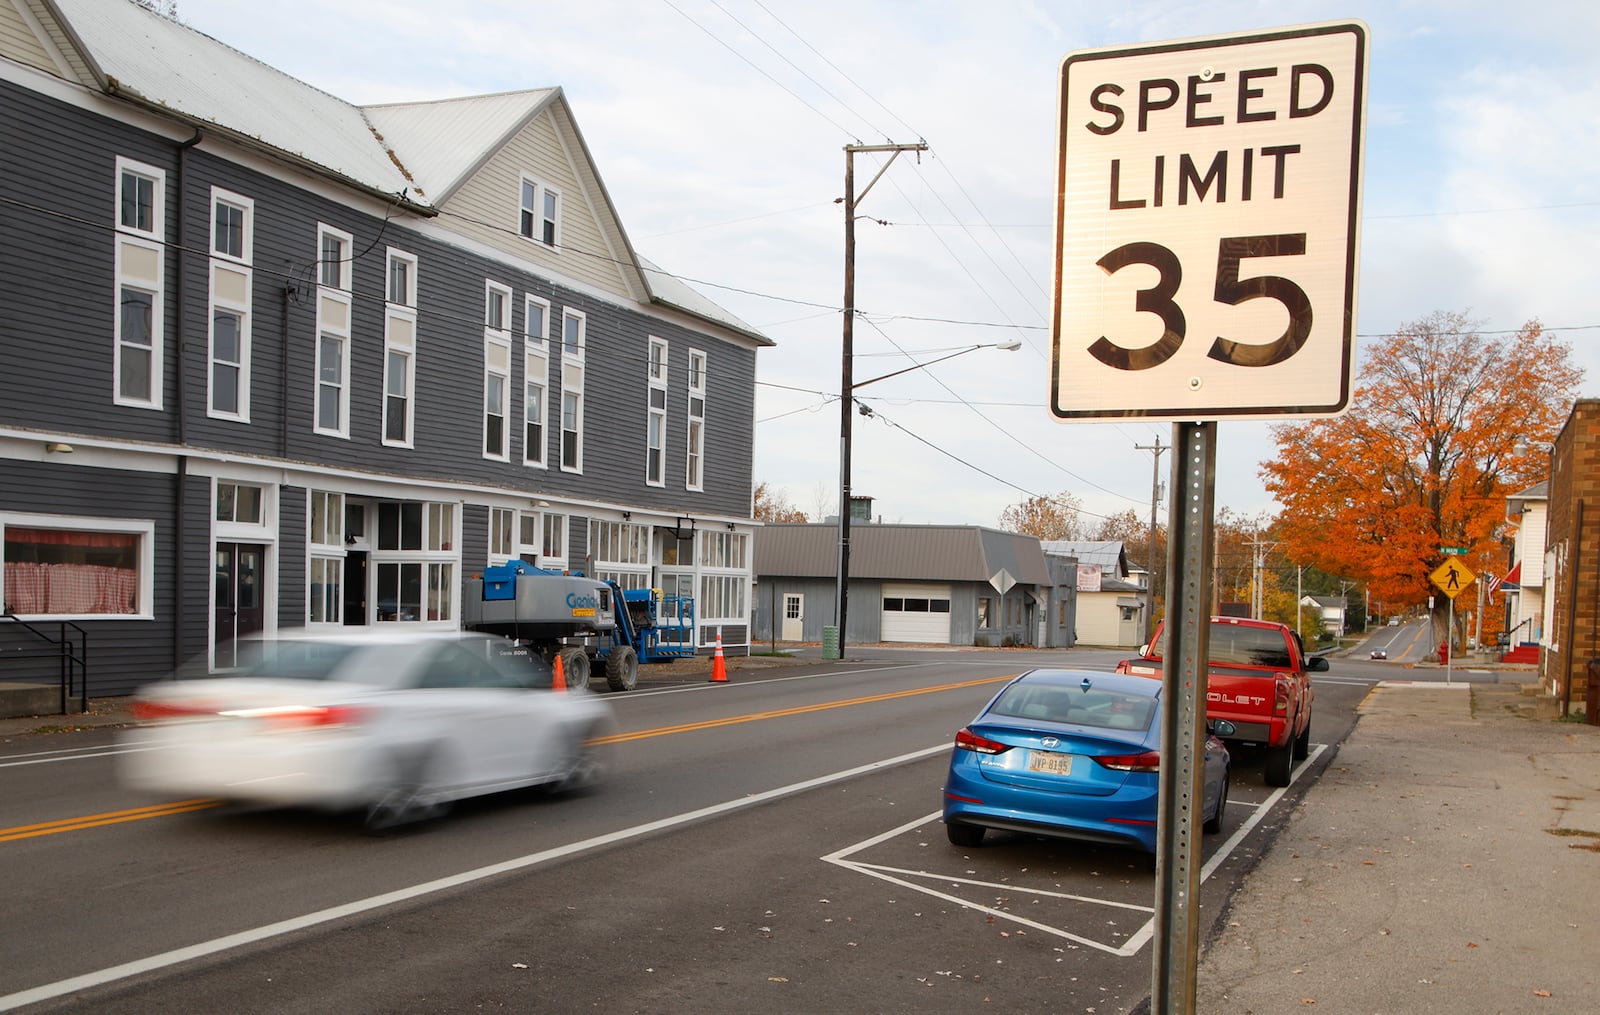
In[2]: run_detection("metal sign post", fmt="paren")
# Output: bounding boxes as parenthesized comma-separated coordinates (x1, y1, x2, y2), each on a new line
(1151, 422, 1216, 1013)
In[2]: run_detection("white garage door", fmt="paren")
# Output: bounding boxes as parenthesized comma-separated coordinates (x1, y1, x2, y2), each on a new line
(880, 583, 952, 644)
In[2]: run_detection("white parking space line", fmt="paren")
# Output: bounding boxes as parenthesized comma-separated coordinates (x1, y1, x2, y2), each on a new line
(823, 744, 1328, 958)
(0, 743, 950, 1012)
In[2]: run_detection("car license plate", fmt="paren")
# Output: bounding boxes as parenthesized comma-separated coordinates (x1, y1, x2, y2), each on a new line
(1028, 750, 1073, 776)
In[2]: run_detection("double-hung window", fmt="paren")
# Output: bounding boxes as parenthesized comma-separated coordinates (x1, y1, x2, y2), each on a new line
(484, 282, 512, 461)
(524, 296, 550, 468)
(314, 224, 353, 438)
(646, 337, 668, 486)
(518, 175, 560, 248)
(383, 249, 418, 447)
(560, 309, 585, 472)
(208, 188, 253, 421)
(308, 490, 344, 625)
(114, 157, 166, 409)
(686, 350, 707, 491)
(489, 506, 517, 565)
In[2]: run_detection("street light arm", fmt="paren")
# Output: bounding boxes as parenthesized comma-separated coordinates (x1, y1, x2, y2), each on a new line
(852, 340, 1020, 390)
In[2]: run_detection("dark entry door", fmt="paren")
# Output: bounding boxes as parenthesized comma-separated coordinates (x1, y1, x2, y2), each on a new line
(215, 542, 266, 668)
(343, 551, 369, 626)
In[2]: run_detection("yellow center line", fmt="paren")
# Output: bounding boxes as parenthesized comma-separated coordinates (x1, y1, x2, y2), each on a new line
(0, 799, 223, 843)
(593, 673, 1014, 745)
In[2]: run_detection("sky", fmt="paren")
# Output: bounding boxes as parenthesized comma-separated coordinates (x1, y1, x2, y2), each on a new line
(178, 0, 1600, 533)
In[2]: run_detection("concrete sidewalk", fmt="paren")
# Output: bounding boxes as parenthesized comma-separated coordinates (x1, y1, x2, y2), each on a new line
(1196, 680, 1600, 1013)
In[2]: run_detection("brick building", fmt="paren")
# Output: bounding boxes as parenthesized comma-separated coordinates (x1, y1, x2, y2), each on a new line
(1540, 399, 1600, 707)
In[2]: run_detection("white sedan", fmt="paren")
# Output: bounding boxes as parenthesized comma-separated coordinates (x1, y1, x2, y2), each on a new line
(118, 631, 614, 831)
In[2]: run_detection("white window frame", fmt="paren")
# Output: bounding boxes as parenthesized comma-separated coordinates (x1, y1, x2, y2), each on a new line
(686, 349, 707, 491)
(314, 294, 352, 438)
(484, 281, 513, 462)
(524, 295, 550, 469)
(0, 512, 156, 621)
(207, 188, 253, 423)
(116, 156, 164, 240)
(307, 488, 345, 625)
(317, 223, 352, 291)
(518, 174, 561, 249)
(114, 157, 166, 410)
(313, 224, 353, 438)
(489, 506, 517, 565)
(560, 309, 585, 473)
(541, 512, 567, 569)
(646, 336, 669, 487)
(382, 248, 419, 448)
(371, 501, 458, 626)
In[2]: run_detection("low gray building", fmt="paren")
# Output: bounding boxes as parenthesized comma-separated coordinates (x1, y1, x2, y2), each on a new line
(751, 523, 1059, 648)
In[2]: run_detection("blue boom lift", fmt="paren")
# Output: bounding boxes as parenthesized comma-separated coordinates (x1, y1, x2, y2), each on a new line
(462, 561, 696, 691)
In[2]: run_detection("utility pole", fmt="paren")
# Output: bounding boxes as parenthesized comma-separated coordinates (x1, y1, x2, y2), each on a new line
(1135, 435, 1168, 643)
(1243, 533, 1277, 619)
(836, 140, 927, 659)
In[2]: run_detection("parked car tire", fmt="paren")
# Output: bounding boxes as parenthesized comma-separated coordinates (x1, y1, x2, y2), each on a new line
(946, 822, 986, 848)
(1263, 737, 1294, 787)
(1293, 714, 1312, 760)
(1204, 770, 1229, 834)
(605, 645, 639, 692)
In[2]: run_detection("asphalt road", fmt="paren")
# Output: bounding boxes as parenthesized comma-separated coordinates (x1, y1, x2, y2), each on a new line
(0, 646, 1379, 1013)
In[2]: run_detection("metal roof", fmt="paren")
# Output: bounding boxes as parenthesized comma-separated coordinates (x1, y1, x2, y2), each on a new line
(43, 0, 769, 344)
(1039, 540, 1128, 575)
(362, 89, 561, 203)
(755, 524, 1049, 585)
(54, 0, 417, 200)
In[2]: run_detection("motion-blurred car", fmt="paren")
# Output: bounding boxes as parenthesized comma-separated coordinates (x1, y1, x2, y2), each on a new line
(942, 670, 1232, 854)
(1370, 649, 1388, 660)
(119, 631, 614, 831)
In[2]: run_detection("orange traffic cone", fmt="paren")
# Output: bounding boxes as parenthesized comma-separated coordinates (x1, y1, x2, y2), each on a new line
(709, 635, 728, 683)
(552, 652, 567, 692)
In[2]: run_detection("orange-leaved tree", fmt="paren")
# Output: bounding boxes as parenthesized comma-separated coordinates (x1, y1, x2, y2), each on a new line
(999, 492, 1088, 541)
(752, 482, 809, 523)
(1262, 312, 1580, 646)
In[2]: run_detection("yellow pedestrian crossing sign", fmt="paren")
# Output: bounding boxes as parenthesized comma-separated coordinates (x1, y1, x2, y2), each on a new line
(1430, 560, 1475, 599)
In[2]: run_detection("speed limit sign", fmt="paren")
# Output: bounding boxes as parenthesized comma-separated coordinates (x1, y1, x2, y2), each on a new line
(1051, 22, 1367, 420)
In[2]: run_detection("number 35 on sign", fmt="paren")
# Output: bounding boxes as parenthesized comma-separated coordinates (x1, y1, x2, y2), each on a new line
(1051, 22, 1367, 421)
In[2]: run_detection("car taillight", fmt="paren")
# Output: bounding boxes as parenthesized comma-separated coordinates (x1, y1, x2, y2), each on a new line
(218, 704, 369, 729)
(954, 727, 1011, 755)
(132, 700, 212, 721)
(1273, 676, 1291, 716)
(1095, 750, 1161, 772)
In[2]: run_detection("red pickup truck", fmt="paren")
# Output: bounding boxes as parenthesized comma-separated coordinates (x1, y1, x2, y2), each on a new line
(1114, 616, 1325, 787)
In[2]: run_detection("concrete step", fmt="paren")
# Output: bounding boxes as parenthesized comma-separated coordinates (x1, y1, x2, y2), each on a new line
(0, 682, 66, 719)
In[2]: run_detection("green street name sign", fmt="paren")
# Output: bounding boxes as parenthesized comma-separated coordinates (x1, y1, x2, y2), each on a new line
(1440, 546, 1468, 556)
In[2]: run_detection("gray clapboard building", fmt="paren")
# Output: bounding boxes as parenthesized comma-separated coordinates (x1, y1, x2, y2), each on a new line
(0, 0, 770, 701)
(752, 523, 1068, 648)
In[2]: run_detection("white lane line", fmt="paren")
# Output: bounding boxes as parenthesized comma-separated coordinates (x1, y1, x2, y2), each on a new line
(0, 743, 950, 1012)
(0, 746, 161, 769)
(824, 743, 1329, 959)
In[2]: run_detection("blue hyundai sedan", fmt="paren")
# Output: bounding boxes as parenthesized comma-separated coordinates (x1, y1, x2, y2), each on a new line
(942, 669, 1232, 853)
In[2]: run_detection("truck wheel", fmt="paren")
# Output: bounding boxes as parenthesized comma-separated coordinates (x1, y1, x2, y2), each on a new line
(1263, 739, 1294, 787)
(558, 648, 591, 691)
(605, 646, 639, 692)
(1293, 714, 1312, 760)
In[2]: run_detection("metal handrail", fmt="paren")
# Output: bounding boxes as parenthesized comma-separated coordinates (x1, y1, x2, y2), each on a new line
(0, 612, 89, 714)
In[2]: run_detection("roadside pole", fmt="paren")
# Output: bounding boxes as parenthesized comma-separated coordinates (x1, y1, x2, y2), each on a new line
(1151, 422, 1216, 1012)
